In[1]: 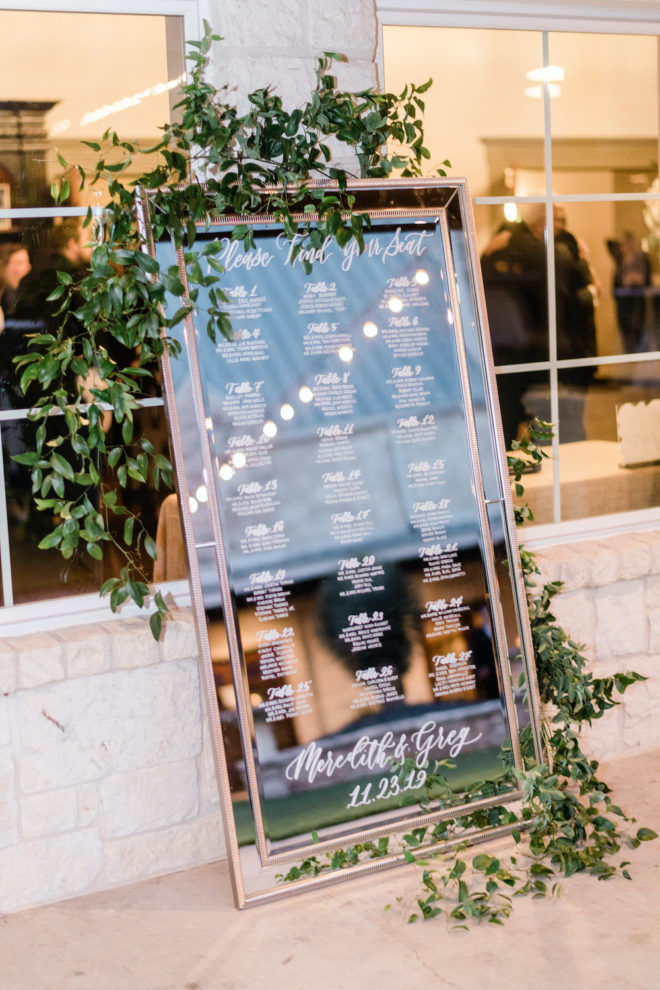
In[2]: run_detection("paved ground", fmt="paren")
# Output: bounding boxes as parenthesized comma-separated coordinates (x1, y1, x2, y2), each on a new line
(2, 748, 659, 990)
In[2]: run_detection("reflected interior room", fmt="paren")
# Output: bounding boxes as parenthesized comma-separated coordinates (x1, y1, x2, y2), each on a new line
(384, 25, 660, 527)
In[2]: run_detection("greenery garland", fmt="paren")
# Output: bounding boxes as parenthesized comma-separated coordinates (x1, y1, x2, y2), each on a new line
(12, 23, 446, 636)
(10, 27, 656, 921)
(280, 424, 657, 925)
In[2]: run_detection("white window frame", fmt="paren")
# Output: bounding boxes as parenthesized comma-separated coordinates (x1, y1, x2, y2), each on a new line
(0, 0, 204, 632)
(377, 0, 660, 549)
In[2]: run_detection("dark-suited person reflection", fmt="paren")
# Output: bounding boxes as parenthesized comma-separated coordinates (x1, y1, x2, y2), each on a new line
(316, 562, 501, 733)
(606, 232, 652, 353)
(481, 205, 598, 446)
(317, 564, 417, 722)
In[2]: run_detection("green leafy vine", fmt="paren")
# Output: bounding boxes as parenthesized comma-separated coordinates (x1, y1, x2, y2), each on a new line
(11, 24, 447, 636)
(10, 28, 655, 917)
(278, 424, 657, 926)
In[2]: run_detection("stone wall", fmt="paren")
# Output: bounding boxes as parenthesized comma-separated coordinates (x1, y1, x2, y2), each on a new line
(0, 611, 224, 915)
(203, 0, 378, 170)
(0, 0, 380, 917)
(533, 529, 660, 760)
(2, 530, 659, 915)
(2, 0, 660, 919)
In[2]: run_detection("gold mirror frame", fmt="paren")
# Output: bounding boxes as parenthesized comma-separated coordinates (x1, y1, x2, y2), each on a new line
(137, 178, 543, 909)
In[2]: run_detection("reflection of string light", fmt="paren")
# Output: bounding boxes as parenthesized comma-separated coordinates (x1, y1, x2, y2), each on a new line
(447, 309, 454, 325)
(50, 119, 71, 137)
(189, 496, 199, 513)
(79, 74, 186, 127)
(338, 345, 354, 363)
(363, 321, 378, 338)
(280, 403, 295, 420)
(219, 463, 234, 481)
(388, 296, 404, 313)
(525, 65, 564, 82)
(195, 485, 208, 503)
(524, 83, 560, 99)
(250, 693, 262, 706)
(231, 451, 247, 468)
(262, 420, 278, 438)
(205, 417, 213, 430)
(414, 268, 430, 286)
(298, 385, 314, 403)
(50, 75, 186, 136)
(504, 202, 518, 222)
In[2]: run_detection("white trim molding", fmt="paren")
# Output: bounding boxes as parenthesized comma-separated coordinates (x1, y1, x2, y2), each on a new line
(377, 0, 660, 33)
(0, 1, 202, 39)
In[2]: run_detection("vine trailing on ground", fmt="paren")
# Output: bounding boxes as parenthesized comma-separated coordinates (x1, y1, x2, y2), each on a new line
(12, 23, 448, 636)
(11, 26, 656, 920)
(279, 424, 657, 925)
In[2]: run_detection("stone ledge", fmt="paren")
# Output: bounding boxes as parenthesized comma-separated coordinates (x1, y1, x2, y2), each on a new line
(99, 814, 225, 889)
(534, 529, 660, 592)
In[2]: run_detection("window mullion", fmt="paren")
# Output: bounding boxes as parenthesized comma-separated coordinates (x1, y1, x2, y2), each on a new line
(0, 423, 15, 607)
(542, 29, 562, 524)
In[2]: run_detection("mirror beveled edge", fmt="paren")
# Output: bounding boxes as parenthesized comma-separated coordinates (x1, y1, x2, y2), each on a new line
(136, 177, 545, 909)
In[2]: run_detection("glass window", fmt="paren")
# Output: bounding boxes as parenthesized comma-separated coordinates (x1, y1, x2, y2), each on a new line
(383, 24, 660, 528)
(549, 32, 659, 190)
(0, 10, 184, 209)
(0, 10, 186, 610)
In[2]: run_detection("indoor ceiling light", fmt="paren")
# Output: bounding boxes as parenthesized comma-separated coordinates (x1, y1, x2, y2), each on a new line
(524, 83, 561, 99)
(525, 65, 565, 82)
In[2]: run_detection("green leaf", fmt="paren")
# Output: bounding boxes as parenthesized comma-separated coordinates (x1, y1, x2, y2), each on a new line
(123, 516, 135, 546)
(100, 577, 121, 596)
(38, 528, 63, 550)
(135, 251, 160, 274)
(636, 828, 658, 842)
(50, 452, 75, 481)
(149, 610, 163, 640)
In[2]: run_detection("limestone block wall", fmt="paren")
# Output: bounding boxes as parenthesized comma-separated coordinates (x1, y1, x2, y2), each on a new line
(203, 0, 378, 170)
(533, 529, 660, 761)
(2, 531, 659, 916)
(0, 611, 225, 916)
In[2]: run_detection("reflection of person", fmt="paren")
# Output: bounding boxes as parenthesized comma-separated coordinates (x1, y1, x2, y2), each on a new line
(4, 222, 96, 553)
(0, 244, 31, 315)
(0, 244, 32, 405)
(1, 245, 33, 501)
(14, 220, 92, 330)
(606, 232, 651, 353)
(480, 210, 546, 447)
(9, 220, 94, 405)
(317, 563, 417, 683)
(481, 205, 598, 445)
(553, 206, 598, 383)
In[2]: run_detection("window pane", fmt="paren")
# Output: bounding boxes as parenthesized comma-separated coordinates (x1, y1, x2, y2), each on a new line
(1, 214, 172, 605)
(382, 26, 545, 205)
(554, 360, 660, 520)
(496, 370, 553, 525)
(4, 403, 172, 606)
(0, 11, 184, 209)
(475, 202, 549, 371)
(548, 32, 659, 193)
(550, 199, 660, 358)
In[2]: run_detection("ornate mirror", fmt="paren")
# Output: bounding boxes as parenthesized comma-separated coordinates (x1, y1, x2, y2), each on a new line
(137, 178, 543, 908)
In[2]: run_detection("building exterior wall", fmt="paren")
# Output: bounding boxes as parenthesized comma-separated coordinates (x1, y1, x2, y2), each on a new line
(534, 530, 660, 760)
(1, 0, 659, 916)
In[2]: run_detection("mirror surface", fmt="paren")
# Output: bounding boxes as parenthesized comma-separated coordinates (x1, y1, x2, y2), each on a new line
(144, 179, 542, 906)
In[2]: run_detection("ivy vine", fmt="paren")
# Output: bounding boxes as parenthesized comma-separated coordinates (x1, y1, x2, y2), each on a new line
(12, 23, 446, 636)
(10, 26, 656, 920)
(279, 424, 657, 925)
